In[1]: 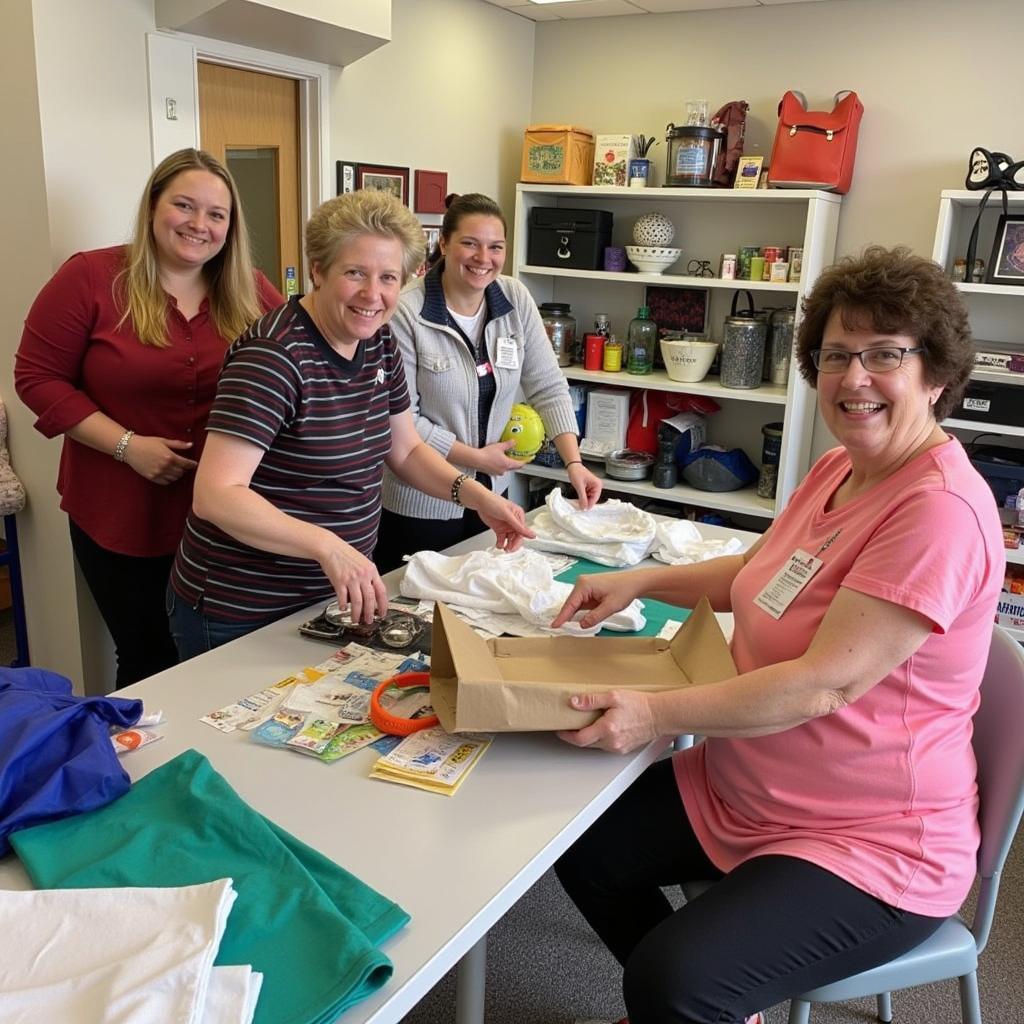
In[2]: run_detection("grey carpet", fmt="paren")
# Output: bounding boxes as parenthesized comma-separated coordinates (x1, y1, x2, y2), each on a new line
(401, 817, 1024, 1024)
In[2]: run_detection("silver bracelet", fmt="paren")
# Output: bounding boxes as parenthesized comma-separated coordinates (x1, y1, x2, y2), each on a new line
(113, 430, 135, 462)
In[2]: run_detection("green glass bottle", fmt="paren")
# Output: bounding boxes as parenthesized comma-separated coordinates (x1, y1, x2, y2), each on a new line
(626, 306, 657, 374)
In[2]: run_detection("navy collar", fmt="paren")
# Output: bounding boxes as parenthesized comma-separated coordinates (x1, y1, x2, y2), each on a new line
(420, 261, 513, 327)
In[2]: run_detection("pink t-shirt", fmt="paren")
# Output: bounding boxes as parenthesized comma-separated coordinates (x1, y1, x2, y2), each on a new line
(675, 439, 1003, 916)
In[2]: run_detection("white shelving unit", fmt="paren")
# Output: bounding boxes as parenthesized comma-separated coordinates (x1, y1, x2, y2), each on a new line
(511, 184, 841, 523)
(932, 189, 1024, 637)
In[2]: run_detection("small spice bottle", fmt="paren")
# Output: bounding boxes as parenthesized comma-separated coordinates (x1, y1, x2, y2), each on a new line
(602, 334, 623, 372)
(951, 258, 967, 282)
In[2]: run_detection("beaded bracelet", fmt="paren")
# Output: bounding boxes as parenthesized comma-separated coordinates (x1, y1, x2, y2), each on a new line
(451, 472, 470, 506)
(113, 430, 135, 463)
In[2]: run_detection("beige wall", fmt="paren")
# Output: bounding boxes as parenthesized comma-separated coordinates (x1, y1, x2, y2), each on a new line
(4, 0, 157, 691)
(329, 0, 535, 238)
(530, 0, 1024, 457)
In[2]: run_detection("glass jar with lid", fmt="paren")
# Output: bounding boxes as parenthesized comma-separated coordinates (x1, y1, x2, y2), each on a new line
(538, 302, 576, 367)
(626, 306, 657, 375)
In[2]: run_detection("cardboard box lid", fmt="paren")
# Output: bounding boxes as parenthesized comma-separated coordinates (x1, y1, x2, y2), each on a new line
(525, 124, 594, 139)
(429, 596, 736, 733)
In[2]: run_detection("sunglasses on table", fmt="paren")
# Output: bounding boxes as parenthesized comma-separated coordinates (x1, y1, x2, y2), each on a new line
(810, 347, 925, 373)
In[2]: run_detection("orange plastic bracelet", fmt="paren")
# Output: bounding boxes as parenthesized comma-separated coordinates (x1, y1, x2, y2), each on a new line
(369, 672, 439, 736)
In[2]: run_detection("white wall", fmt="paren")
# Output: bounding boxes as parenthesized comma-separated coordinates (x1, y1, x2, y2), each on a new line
(530, 0, 1024, 458)
(329, 0, 535, 240)
(3, 0, 158, 692)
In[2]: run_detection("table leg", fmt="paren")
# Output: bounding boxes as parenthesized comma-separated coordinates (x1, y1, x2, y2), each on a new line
(455, 933, 487, 1024)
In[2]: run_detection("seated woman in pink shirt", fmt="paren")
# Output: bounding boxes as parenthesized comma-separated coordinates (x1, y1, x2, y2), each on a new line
(549, 247, 1003, 1024)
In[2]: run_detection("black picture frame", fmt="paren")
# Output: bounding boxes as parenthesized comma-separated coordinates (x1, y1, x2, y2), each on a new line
(356, 163, 410, 206)
(986, 214, 1024, 286)
(336, 160, 357, 195)
(644, 285, 711, 337)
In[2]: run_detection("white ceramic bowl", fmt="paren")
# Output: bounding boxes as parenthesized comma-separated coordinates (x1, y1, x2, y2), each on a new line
(660, 337, 719, 383)
(624, 245, 681, 274)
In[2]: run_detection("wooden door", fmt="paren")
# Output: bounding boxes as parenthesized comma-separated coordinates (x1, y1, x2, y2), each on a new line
(198, 62, 301, 295)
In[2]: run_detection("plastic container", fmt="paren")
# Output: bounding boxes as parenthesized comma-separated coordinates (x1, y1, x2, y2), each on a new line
(626, 306, 657, 375)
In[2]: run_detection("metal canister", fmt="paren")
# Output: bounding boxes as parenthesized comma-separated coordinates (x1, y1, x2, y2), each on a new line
(720, 291, 767, 390)
(539, 302, 576, 367)
(766, 307, 796, 385)
(757, 421, 784, 499)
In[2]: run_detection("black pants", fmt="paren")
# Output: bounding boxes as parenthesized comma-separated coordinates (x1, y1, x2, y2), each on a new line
(69, 520, 179, 689)
(554, 758, 944, 1024)
(373, 506, 488, 575)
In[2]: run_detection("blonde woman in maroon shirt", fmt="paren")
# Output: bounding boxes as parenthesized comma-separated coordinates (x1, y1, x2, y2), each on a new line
(16, 148, 281, 688)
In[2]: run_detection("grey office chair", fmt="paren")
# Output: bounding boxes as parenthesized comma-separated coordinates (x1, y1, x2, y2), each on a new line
(682, 625, 1024, 1024)
(787, 624, 1024, 1023)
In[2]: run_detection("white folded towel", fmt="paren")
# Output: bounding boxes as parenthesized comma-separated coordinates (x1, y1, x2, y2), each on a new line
(650, 519, 744, 565)
(525, 490, 657, 567)
(0, 878, 253, 1024)
(400, 546, 646, 635)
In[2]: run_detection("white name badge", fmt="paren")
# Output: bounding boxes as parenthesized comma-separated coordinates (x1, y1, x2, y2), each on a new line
(495, 336, 519, 370)
(753, 548, 823, 620)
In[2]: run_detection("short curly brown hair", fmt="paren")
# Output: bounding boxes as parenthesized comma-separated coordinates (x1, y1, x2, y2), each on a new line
(795, 246, 973, 421)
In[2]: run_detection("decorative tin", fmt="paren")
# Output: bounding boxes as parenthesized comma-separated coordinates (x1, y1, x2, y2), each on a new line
(721, 292, 767, 389)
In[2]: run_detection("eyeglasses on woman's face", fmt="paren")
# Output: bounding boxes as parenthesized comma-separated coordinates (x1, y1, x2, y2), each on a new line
(810, 346, 925, 373)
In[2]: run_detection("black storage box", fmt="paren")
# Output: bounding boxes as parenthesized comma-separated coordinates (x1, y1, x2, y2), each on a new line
(953, 380, 1024, 428)
(527, 207, 613, 270)
(966, 443, 1024, 508)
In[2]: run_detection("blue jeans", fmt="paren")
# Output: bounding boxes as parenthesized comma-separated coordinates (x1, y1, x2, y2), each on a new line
(165, 585, 261, 662)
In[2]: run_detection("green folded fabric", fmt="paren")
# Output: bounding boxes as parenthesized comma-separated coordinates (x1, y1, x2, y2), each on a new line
(12, 749, 409, 1024)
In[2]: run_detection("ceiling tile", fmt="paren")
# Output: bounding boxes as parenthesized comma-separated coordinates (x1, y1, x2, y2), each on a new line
(634, 0, 757, 10)
(501, 3, 564, 18)
(537, 0, 648, 17)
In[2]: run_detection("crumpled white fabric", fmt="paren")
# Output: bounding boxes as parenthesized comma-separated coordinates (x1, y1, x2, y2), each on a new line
(400, 546, 646, 636)
(524, 490, 657, 567)
(201, 965, 263, 1024)
(0, 878, 258, 1024)
(651, 519, 745, 565)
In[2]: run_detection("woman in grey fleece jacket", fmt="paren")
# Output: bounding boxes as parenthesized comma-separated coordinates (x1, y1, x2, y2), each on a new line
(374, 193, 601, 573)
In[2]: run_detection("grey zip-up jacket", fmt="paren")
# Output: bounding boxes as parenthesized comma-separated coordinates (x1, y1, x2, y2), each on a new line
(381, 269, 579, 521)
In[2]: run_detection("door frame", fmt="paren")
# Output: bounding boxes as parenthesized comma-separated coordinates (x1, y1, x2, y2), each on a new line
(150, 30, 331, 284)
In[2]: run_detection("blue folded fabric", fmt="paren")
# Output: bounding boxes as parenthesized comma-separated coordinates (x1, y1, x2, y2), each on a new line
(12, 749, 410, 1024)
(0, 667, 141, 854)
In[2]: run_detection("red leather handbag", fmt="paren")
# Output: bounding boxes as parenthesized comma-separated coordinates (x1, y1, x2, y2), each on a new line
(767, 90, 864, 194)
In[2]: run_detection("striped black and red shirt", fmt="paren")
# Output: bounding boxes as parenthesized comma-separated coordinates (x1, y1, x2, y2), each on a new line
(171, 298, 410, 624)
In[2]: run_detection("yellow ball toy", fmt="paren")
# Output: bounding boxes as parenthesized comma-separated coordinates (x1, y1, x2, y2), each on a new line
(500, 403, 545, 463)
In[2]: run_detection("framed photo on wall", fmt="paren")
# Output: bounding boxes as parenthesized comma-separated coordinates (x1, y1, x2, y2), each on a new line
(356, 163, 410, 205)
(336, 160, 357, 195)
(415, 170, 448, 214)
(644, 285, 710, 337)
(987, 214, 1024, 286)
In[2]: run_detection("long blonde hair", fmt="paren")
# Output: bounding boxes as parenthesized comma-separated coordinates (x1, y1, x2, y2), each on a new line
(117, 148, 262, 348)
